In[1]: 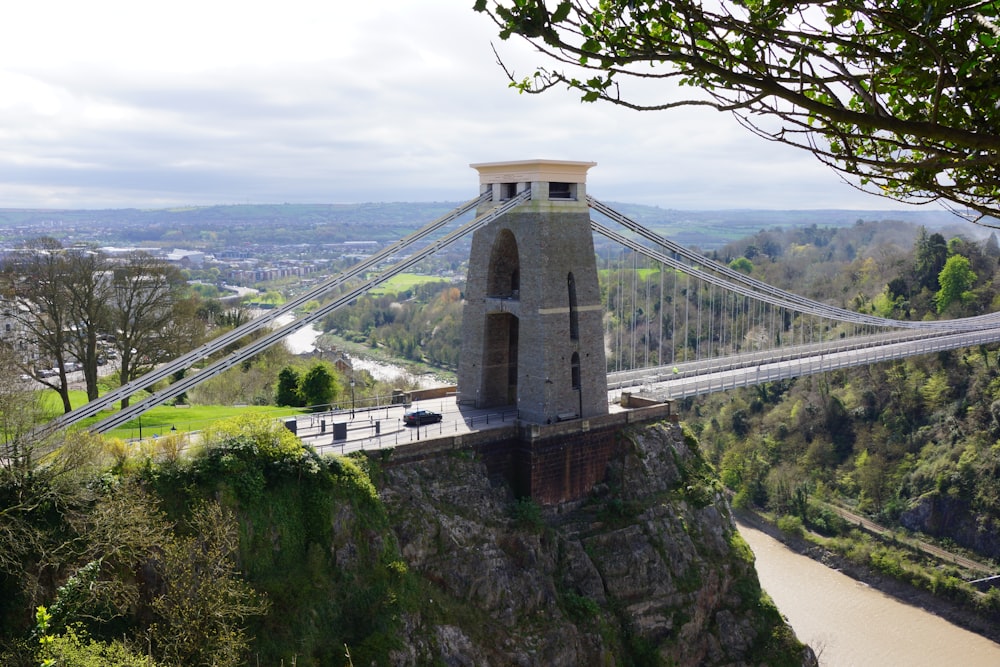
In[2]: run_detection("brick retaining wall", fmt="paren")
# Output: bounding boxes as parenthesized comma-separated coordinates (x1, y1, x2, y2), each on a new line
(368, 402, 674, 504)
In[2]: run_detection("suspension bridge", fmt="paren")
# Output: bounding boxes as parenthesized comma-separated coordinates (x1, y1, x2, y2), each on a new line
(38, 159, 1000, 438)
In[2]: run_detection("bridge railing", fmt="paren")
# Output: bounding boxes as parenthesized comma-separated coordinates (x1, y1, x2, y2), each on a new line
(629, 327, 1000, 401)
(607, 327, 948, 391)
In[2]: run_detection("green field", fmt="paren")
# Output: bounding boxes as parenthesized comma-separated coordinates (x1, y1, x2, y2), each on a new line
(367, 272, 450, 295)
(598, 267, 666, 280)
(40, 390, 305, 441)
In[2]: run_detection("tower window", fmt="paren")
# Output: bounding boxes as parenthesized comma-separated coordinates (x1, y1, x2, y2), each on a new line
(567, 272, 579, 340)
(548, 182, 575, 200)
(500, 182, 518, 200)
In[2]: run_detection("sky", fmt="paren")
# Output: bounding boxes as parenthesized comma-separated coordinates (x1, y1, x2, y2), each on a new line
(0, 1, 927, 211)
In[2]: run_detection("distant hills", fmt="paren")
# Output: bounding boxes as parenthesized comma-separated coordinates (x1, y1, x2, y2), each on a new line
(601, 202, 992, 249)
(0, 202, 989, 250)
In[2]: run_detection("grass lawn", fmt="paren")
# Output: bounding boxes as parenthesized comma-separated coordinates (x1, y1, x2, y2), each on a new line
(40, 389, 306, 440)
(598, 267, 666, 280)
(367, 272, 450, 295)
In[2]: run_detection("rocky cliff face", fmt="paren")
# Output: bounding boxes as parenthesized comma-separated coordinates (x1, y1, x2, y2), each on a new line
(901, 492, 1000, 560)
(376, 421, 816, 666)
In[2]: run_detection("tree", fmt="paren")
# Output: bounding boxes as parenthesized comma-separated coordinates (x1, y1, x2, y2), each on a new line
(299, 363, 337, 411)
(728, 256, 754, 274)
(64, 249, 114, 402)
(150, 502, 269, 667)
(477, 1, 1000, 223)
(985, 232, 1000, 259)
(935, 253, 977, 312)
(2, 243, 204, 410)
(0, 428, 107, 643)
(0, 342, 46, 453)
(0, 239, 78, 412)
(275, 366, 304, 407)
(914, 229, 949, 291)
(854, 449, 891, 514)
(108, 252, 188, 408)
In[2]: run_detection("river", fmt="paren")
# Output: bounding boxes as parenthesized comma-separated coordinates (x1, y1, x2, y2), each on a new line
(275, 315, 447, 389)
(737, 522, 1000, 666)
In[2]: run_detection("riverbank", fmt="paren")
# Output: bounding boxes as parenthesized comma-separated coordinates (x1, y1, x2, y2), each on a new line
(735, 509, 1000, 645)
(317, 332, 454, 387)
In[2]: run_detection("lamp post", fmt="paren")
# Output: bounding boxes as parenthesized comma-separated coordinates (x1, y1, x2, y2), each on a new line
(350, 377, 356, 419)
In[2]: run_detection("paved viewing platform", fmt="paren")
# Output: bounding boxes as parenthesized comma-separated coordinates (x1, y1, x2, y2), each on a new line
(283, 390, 666, 459)
(293, 396, 518, 456)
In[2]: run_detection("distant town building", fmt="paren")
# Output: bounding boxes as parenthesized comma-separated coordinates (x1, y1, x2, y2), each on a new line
(164, 249, 207, 266)
(98, 246, 161, 257)
(0, 298, 37, 364)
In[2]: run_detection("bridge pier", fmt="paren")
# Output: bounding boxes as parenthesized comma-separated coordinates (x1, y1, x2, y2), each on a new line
(458, 159, 609, 425)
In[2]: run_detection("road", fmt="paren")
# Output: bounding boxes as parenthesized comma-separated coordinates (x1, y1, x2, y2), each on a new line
(610, 327, 1000, 402)
(824, 502, 995, 574)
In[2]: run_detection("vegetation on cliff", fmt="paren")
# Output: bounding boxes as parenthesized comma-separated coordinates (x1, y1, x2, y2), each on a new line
(663, 222, 1000, 612)
(0, 410, 811, 666)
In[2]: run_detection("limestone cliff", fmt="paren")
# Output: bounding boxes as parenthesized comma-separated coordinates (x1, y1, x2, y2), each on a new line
(901, 492, 1000, 560)
(375, 421, 816, 666)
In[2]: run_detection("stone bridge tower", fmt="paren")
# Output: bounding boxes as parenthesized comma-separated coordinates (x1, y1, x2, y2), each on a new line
(458, 159, 608, 424)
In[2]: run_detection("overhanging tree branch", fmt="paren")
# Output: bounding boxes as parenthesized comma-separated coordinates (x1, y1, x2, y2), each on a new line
(477, 0, 1000, 224)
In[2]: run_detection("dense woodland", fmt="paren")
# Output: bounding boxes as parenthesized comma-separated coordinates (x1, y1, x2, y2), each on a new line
(681, 222, 1000, 558)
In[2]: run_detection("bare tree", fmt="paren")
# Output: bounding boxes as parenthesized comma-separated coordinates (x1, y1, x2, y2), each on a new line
(1, 241, 120, 408)
(108, 252, 189, 408)
(2, 243, 205, 412)
(0, 344, 47, 465)
(64, 249, 114, 402)
(477, 1, 1000, 223)
(0, 239, 76, 412)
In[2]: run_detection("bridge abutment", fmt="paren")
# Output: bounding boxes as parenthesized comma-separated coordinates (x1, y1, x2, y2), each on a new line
(372, 403, 674, 504)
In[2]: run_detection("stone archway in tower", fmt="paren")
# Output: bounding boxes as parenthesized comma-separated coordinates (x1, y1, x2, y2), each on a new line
(482, 312, 519, 405)
(480, 229, 520, 405)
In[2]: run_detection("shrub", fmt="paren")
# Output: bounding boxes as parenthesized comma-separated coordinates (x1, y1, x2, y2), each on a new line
(201, 413, 303, 461)
(510, 497, 544, 531)
(776, 514, 804, 538)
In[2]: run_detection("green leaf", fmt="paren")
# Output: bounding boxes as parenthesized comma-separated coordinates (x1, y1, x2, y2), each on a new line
(552, 1, 572, 23)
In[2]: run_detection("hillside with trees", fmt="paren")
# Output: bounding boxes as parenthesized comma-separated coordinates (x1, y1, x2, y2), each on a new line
(321, 280, 464, 371)
(671, 221, 1000, 567)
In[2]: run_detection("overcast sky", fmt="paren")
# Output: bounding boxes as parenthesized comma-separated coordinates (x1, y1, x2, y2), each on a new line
(0, 1, 926, 211)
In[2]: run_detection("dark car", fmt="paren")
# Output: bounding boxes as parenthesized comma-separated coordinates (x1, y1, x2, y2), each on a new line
(403, 409, 442, 426)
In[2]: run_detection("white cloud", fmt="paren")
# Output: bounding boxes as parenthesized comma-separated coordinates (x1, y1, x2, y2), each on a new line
(0, 1, 925, 210)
